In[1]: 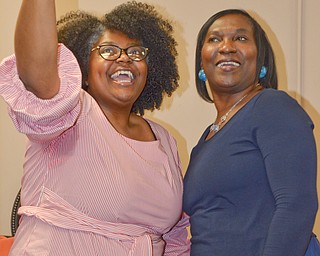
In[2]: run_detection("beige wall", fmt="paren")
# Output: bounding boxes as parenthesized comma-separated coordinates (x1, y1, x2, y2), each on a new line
(0, 0, 78, 235)
(1, 0, 319, 236)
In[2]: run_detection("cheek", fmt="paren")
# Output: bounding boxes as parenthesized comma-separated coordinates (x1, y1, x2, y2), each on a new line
(244, 46, 258, 62)
(244, 49, 258, 80)
(89, 58, 111, 77)
(201, 45, 217, 64)
(87, 60, 109, 86)
(138, 62, 148, 80)
(88, 57, 99, 77)
(143, 65, 148, 77)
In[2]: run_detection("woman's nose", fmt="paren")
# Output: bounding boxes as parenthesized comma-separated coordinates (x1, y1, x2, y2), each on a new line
(219, 39, 236, 53)
(116, 49, 132, 62)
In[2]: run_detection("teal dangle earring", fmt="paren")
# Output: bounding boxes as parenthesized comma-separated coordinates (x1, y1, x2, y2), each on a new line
(259, 66, 267, 79)
(198, 68, 207, 81)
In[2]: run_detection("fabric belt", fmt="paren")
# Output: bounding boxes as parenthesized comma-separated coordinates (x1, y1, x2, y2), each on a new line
(18, 187, 161, 256)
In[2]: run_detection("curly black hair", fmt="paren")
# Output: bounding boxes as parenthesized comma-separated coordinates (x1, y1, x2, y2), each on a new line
(57, 11, 106, 90)
(57, 1, 179, 115)
(102, 1, 179, 115)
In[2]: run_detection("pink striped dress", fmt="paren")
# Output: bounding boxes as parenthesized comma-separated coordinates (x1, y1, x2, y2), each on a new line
(0, 45, 190, 256)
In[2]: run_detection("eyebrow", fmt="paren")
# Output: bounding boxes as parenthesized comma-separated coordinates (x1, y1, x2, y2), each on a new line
(208, 28, 250, 35)
(99, 41, 113, 45)
(98, 41, 141, 47)
(235, 28, 250, 33)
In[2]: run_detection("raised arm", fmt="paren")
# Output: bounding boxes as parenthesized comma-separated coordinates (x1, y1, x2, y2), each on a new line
(14, 0, 60, 99)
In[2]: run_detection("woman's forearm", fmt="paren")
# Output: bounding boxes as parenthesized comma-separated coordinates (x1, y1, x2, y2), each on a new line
(14, 0, 60, 99)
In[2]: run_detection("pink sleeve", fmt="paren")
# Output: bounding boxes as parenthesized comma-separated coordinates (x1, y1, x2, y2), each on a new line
(163, 213, 191, 256)
(0, 44, 82, 142)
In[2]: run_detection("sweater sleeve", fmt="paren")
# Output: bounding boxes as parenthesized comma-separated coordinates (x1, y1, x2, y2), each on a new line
(0, 44, 82, 142)
(252, 90, 318, 256)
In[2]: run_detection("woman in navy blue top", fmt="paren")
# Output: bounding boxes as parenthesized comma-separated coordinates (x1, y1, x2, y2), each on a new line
(183, 9, 318, 256)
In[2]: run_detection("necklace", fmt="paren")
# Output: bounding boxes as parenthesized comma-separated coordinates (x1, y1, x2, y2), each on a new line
(210, 93, 248, 133)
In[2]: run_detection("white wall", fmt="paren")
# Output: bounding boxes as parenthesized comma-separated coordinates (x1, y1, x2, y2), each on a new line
(1, 0, 320, 236)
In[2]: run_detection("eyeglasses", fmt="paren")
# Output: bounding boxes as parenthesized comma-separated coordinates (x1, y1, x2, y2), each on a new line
(91, 44, 149, 62)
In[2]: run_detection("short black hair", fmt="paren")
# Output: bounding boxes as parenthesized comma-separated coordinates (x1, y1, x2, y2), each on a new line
(57, 1, 179, 115)
(195, 9, 278, 103)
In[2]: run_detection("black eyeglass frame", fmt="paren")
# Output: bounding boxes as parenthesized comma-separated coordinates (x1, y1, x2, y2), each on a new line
(91, 44, 149, 62)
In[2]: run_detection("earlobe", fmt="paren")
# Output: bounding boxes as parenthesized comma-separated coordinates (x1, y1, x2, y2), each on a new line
(84, 81, 90, 90)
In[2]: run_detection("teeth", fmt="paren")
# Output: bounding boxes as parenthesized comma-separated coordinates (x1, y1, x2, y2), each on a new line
(111, 70, 134, 79)
(217, 61, 240, 68)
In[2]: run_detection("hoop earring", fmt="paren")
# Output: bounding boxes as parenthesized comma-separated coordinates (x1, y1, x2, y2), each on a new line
(259, 66, 267, 79)
(198, 68, 207, 81)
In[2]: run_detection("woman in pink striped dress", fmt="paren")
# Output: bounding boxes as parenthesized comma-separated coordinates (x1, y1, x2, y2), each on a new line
(0, 0, 190, 255)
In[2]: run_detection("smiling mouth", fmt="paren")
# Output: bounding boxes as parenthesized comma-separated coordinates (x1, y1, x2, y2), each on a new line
(216, 61, 240, 68)
(110, 70, 134, 83)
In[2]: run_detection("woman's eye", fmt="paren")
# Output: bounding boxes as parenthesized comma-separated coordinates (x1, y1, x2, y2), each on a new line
(130, 49, 140, 55)
(236, 36, 247, 41)
(208, 37, 220, 43)
(102, 48, 114, 54)
(100, 46, 118, 55)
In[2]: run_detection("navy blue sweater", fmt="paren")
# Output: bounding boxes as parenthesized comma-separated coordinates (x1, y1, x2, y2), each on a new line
(183, 89, 318, 256)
